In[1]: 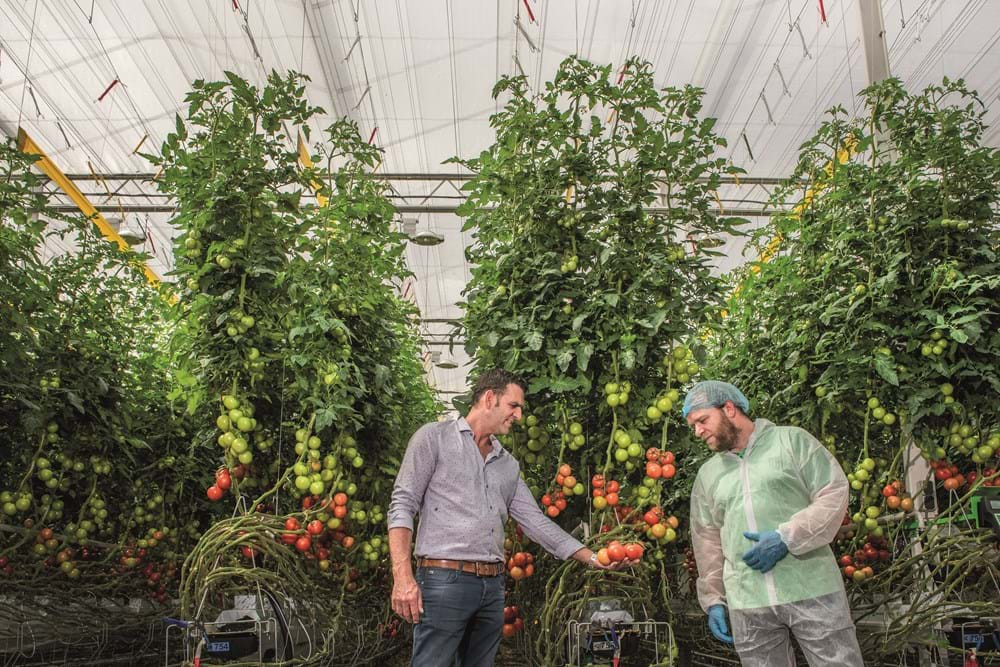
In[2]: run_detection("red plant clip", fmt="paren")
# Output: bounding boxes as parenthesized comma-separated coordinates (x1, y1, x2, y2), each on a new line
(97, 79, 120, 102)
(522, 0, 536, 24)
(818, 0, 827, 24)
(367, 127, 378, 145)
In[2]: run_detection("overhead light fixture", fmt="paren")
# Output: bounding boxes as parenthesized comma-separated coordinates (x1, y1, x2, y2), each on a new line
(107, 216, 147, 246)
(435, 354, 458, 370)
(400, 217, 444, 246)
(410, 230, 445, 247)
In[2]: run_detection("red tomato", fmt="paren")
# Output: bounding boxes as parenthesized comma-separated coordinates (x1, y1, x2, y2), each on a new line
(502, 623, 517, 638)
(624, 543, 644, 561)
(660, 451, 675, 465)
(606, 480, 620, 494)
(643, 510, 660, 527)
(591, 474, 605, 489)
(645, 462, 662, 479)
(307, 520, 324, 536)
(284, 517, 301, 532)
(333, 493, 348, 506)
(295, 535, 312, 552)
(605, 492, 619, 506)
(206, 485, 223, 502)
(661, 464, 677, 479)
(645, 447, 660, 461)
(839, 555, 853, 567)
(607, 543, 626, 562)
(512, 552, 527, 568)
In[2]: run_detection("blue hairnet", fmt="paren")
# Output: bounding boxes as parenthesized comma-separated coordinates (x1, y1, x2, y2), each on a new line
(682, 380, 750, 417)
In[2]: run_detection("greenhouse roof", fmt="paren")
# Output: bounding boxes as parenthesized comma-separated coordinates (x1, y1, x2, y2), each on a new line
(2, 0, 999, 400)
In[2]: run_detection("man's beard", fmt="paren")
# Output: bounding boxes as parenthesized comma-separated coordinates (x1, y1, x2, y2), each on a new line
(709, 413, 740, 452)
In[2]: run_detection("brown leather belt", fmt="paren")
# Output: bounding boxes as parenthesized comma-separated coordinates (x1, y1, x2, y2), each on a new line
(416, 558, 505, 577)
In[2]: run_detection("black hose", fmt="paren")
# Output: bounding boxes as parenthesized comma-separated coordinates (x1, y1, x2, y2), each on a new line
(261, 587, 294, 660)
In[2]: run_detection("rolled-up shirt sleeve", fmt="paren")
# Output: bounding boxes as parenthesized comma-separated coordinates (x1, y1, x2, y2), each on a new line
(387, 425, 436, 531)
(508, 477, 584, 560)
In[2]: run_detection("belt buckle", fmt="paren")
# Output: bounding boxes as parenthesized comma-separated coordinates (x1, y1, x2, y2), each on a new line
(475, 561, 490, 577)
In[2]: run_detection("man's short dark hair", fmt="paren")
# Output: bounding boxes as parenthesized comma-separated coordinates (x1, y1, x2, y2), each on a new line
(471, 369, 527, 405)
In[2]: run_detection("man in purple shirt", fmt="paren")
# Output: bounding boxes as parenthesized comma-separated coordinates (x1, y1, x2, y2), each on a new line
(388, 369, 626, 666)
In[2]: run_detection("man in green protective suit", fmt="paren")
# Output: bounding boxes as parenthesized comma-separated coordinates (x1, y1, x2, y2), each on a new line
(685, 380, 864, 666)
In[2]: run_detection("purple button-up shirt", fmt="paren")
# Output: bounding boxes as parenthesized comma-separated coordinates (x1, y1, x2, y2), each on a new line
(388, 417, 584, 562)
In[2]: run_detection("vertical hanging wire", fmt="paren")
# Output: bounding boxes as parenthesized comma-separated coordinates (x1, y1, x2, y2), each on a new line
(15, 0, 41, 132)
(836, 0, 859, 120)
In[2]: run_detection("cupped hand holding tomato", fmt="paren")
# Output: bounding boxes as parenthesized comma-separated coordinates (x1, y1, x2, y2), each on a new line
(573, 545, 639, 571)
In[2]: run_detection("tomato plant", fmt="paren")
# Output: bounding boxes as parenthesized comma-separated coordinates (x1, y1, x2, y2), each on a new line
(453, 56, 742, 664)
(0, 138, 205, 646)
(148, 71, 437, 656)
(711, 77, 1000, 661)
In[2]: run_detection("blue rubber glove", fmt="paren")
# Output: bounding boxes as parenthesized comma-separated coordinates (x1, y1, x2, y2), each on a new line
(741, 530, 789, 573)
(707, 604, 733, 644)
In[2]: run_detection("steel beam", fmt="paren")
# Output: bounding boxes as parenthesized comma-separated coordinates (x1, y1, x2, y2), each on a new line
(57, 172, 793, 186)
(857, 0, 892, 84)
(49, 204, 779, 217)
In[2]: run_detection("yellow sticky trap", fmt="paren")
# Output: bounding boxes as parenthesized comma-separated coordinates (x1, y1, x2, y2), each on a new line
(296, 131, 328, 207)
(723, 138, 857, 318)
(17, 127, 162, 287)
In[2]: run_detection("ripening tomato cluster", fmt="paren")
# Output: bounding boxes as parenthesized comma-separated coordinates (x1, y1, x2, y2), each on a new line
(881, 480, 915, 513)
(966, 467, 1000, 488)
(595, 540, 643, 565)
(643, 447, 677, 480)
(590, 474, 620, 511)
(541, 464, 586, 518)
(932, 460, 968, 492)
(507, 551, 535, 580)
(274, 514, 359, 572)
(502, 605, 525, 638)
(839, 536, 892, 583)
(641, 506, 680, 543)
(206, 466, 242, 501)
(683, 548, 698, 584)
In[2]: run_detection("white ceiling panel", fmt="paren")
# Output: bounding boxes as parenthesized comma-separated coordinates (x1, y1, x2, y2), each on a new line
(3, 0, 999, 399)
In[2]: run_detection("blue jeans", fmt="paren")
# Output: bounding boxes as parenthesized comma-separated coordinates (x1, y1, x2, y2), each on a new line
(411, 567, 505, 667)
